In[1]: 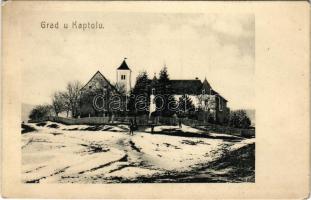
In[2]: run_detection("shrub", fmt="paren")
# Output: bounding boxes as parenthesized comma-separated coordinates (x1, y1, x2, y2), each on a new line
(229, 110, 251, 129)
(29, 105, 52, 121)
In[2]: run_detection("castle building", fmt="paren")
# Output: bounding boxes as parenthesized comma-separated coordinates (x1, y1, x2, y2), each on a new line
(80, 58, 229, 123)
(149, 76, 229, 123)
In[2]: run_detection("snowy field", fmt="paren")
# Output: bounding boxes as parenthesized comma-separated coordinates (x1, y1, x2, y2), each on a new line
(21, 121, 255, 183)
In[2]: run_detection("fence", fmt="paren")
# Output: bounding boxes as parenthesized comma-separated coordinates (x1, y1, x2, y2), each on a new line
(46, 116, 151, 125)
(31, 116, 255, 137)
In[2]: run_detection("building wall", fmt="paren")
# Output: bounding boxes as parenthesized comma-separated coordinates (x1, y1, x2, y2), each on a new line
(80, 72, 122, 117)
(195, 94, 229, 124)
(117, 70, 131, 94)
(199, 94, 217, 120)
(149, 93, 229, 124)
(215, 96, 229, 124)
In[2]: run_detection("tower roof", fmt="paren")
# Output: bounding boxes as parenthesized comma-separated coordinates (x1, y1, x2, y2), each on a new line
(202, 78, 211, 89)
(117, 59, 130, 70)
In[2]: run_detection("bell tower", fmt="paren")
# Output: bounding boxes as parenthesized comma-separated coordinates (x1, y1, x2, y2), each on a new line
(116, 58, 131, 94)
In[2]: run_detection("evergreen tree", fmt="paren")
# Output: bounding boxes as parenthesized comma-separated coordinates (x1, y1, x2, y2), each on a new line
(155, 66, 175, 117)
(177, 94, 195, 117)
(157, 66, 171, 94)
(128, 71, 150, 116)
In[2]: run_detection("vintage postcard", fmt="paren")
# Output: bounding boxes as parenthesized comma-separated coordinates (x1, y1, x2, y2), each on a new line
(1, 1, 310, 199)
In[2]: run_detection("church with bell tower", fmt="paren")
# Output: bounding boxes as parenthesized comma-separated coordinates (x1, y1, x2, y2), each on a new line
(79, 59, 132, 117)
(81, 58, 132, 96)
(116, 58, 131, 94)
(79, 58, 229, 123)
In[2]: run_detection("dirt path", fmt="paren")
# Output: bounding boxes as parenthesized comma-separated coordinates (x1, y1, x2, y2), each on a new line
(113, 135, 146, 167)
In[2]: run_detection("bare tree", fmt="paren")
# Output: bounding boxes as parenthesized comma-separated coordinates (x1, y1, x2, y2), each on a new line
(114, 82, 127, 96)
(59, 91, 71, 117)
(64, 81, 82, 118)
(51, 91, 64, 116)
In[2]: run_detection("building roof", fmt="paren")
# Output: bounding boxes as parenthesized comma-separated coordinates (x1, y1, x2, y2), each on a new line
(202, 78, 211, 90)
(117, 60, 130, 70)
(212, 90, 228, 102)
(170, 80, 203, 95)
(169, 79, 228, 102)
(81, 71, 121, 95)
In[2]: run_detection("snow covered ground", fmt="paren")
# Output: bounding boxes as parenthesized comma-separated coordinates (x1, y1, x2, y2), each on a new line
(21, 121, 255, 183)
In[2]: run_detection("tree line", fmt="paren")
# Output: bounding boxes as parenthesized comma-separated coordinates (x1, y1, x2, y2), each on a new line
(29, 66, 252, 129)
(128, 67, 251, 128)
(29, 81, 83, 120)
(128, 67, 197, 118)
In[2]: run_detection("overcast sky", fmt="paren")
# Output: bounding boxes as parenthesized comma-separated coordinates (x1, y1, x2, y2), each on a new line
(21, 12, 254, 110)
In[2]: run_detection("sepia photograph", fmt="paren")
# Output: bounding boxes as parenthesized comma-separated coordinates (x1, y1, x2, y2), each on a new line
(2, 1, 309, 199)
(20, 12, 255, 184)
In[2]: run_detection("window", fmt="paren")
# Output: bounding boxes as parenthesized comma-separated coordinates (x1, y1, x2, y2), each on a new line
(218, 98, 223, 111)
(121, 75, 126, 80)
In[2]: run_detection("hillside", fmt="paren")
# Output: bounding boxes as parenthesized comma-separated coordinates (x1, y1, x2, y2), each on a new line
(21, 121, 255, 183)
